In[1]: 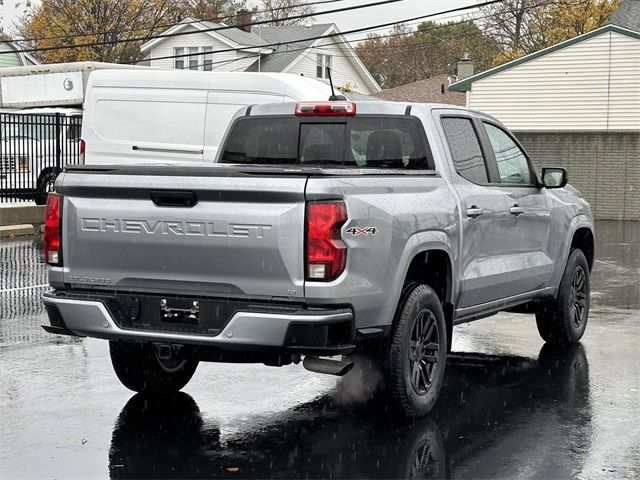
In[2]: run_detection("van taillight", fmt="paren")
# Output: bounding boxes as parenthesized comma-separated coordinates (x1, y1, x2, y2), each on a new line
(295, 102, 356, 116)
(79, 139, 86, 164)
(44, 193, 62, 266)
(306, 201, 347, 281)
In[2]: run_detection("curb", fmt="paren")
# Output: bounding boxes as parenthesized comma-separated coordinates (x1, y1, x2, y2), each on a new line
(0, 224, 35, 238)
(0, 204, 44, 239)
(0, 204, 45, 227)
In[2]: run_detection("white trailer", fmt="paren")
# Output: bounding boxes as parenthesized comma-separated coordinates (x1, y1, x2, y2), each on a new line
(0, 61, 149, 108)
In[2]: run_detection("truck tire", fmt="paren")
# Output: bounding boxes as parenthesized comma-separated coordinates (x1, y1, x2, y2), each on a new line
(35, 168, 60, 205)
(382, 284, 447, 419)
(536, 249, 590, 344)
(109, 341, 199, 394)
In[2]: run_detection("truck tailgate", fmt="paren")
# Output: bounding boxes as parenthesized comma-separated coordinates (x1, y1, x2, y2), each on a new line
(58, 169, 307, 299)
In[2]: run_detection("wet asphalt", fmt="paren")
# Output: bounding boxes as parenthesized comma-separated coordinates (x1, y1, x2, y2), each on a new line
(0, 220, 639, 479)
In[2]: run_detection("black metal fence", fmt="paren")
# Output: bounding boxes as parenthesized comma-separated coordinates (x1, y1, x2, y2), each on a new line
(0, 112, 83, 204)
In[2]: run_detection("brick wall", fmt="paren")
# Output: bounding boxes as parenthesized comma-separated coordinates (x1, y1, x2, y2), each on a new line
(515, 132, 640, 221)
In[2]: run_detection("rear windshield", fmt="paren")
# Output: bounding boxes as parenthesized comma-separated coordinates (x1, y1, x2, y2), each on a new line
(219, 116, 432, 169)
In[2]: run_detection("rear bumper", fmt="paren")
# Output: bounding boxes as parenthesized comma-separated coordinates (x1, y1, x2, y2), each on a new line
(42, 291, 354, 354)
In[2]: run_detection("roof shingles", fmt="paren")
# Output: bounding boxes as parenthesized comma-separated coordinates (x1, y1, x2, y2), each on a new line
(609, 0, 640, 32)
(244, 24, 332, 72)
(372, 75, 465, 105)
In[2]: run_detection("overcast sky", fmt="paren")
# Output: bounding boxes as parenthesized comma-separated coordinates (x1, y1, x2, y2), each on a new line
(2, 0, 479, 38)
(307, 0, 478, 37)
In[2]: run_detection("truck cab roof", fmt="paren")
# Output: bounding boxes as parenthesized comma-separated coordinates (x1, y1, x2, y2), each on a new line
(246, 100, 499, 122)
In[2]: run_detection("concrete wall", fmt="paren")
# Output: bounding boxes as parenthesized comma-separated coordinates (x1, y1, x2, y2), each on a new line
(516, 131, 640, 221)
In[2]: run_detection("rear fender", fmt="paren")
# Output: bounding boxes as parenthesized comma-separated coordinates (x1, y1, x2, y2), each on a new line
(388, 230, 456, 318)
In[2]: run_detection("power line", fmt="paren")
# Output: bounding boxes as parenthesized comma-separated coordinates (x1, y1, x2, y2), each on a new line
(164, 0, 576, 76)
(10, 0, 349, 44)
(4, 0, 404, 55)
(125, 0, 507, 65)
(131, 0, 550, 72)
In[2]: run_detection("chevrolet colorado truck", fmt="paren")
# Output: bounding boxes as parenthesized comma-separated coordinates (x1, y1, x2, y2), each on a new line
(42, 101, 594, 419)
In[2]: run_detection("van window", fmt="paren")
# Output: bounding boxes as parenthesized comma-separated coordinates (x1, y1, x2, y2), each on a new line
(220, 116, 431, 169)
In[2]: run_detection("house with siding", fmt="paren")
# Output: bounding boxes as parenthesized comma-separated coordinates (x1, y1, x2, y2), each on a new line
(0, 42, 39, 69)
(140, 17, 381, 95)
(449, 3, 639, 221)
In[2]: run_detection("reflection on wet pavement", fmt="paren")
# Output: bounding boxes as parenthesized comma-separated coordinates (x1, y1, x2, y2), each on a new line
(108, 345, 590, 479)
(0, 221, 639, 479)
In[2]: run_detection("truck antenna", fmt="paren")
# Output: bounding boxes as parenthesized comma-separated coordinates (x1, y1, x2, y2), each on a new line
(327, 67, 346, 101)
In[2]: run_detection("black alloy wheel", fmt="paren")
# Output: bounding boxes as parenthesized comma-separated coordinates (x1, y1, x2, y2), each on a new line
(570, 266, 588, 328)
(409, 309, 441, 396)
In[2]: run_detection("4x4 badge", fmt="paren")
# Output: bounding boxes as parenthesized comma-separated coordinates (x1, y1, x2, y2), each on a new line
(346, 227, 378, 236)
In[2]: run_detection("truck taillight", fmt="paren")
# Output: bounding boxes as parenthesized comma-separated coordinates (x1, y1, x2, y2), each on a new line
(44, 193, 62, 266)
(295, 102, 356, 116)
(79, 139, 86, 164)
(306, 201, 347, 281)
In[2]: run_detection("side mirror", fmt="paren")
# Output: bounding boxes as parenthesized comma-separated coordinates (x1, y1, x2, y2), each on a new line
(542, 167, 568, 189)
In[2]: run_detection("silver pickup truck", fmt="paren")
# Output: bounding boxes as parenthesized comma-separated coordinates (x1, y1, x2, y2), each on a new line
(42, 101, 594, 419)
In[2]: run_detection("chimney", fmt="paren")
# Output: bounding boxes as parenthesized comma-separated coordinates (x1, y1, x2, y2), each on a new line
(235, 9, 252, 33)
(457, 53, 474, 80)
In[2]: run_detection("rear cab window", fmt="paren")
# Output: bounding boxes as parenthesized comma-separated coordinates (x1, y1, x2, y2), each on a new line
(441, 116, 489, 184)
(219, 116, 433, 170)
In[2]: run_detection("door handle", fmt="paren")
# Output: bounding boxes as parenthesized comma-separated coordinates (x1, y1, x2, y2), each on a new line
(466, 206, 483, 218)
(150, 190, 198, 208)
(510, 205, 525, 216)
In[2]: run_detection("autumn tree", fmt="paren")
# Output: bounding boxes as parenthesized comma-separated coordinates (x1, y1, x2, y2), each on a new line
(257, 0, 315, 26)
(356, 21, 498, 89)
(479, 0, 622, 64)
(15, 0, 185, 63)
(14, 0, 250, 64)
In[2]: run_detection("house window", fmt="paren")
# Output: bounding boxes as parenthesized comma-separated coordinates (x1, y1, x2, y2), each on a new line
(316, 54, 332, 79)
(203, 47, 213, 71)
(173, 47, 214, 71)
(174, 47, 185, 69)
(188, 47, 200, 70)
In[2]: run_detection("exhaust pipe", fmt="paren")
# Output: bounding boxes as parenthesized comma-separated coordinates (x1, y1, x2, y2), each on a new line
(303, 356, 354, 376)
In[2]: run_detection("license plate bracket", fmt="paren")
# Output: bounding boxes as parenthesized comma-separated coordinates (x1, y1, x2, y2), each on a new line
(160, 297, 199, 325)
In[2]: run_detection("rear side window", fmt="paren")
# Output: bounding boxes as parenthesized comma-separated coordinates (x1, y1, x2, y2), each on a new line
(220, 116, 431, 169)
(441, 117, 488, 184)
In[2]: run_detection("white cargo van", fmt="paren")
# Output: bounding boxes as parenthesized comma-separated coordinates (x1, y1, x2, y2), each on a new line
(81, 70, 337, 165)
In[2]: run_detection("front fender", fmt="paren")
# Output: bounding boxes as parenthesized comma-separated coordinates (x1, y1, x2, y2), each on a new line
(549, 214, 594, 289)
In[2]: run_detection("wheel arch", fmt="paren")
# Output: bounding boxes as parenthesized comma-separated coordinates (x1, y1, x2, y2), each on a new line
(391, 231, 456, 350)
(571, 227, 595, 272)
(549, 215, 595, 289)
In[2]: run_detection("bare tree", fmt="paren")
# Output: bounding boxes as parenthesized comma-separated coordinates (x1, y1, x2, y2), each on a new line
(357, 21, 498, 89)
(180, 0, 247, 22)
(258, 0, 315, 26)
(479, 0, 622, 63)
